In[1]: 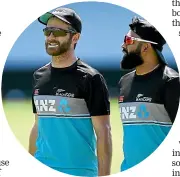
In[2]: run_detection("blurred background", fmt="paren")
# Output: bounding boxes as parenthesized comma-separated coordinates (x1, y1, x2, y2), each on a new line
(1, 2, 178, 174)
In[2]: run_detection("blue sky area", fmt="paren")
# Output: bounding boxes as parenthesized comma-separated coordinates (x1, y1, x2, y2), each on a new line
(5, 2, 176, 70)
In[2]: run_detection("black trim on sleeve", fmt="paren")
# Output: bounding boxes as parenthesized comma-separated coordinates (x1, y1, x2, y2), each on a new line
(164, 77, 180, 123)
(85, 74, 110, 116)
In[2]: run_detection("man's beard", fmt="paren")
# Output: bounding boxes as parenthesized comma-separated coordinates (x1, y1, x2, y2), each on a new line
(121, 45, 143, 70)
(45, 37, 72, 56)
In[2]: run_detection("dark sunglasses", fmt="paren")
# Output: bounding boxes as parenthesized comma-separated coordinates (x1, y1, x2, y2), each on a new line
(43, 27, 77, 37)
(124, 35, 158, 45)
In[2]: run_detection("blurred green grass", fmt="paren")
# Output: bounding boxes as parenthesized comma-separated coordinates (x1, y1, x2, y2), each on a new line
(3, 98, 123, 174)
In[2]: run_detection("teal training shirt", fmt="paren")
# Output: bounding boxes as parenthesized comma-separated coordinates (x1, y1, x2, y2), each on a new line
(118, 65, 179, 171)
(32, 59, 110, 176)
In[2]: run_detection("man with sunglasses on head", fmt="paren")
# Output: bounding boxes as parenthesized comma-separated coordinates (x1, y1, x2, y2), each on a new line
(119, 17, 180, 171)
(28, 7, 112, 177)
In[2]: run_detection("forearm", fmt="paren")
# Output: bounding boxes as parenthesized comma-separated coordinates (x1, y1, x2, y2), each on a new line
(97, 129, 112, 176)
(28, 125, 37, 156)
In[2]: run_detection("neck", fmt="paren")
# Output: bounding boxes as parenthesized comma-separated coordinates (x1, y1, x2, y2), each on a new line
(51, 50, 77, 68)
(136, 57, 160, 75)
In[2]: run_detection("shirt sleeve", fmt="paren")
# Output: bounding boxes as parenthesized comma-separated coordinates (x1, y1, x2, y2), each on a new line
(164, 77, 180, 123)
(85, 74, 110, 116)
(32, 73, 37, 114)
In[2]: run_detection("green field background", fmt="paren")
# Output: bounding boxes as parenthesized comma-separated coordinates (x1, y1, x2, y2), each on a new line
(3, 98, 123, 174)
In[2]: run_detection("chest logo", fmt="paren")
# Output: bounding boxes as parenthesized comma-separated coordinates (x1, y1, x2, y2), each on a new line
(120, 104, 150, 119)
(34, 98, 72, 114)
(136, 94, 152, 102)
(35, 99, 56, 112)
(55, 89, 75, 98)
(58, 98, 71, 113)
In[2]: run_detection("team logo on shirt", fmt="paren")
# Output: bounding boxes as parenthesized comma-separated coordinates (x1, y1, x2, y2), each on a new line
(136, 94, 152, 102)
(120, 104, 150, 119)
(55, 88, 75, 97)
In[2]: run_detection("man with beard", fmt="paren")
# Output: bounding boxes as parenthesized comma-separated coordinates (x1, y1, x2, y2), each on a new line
(29, 7, 112, 176)
(119, 17, 180, 171)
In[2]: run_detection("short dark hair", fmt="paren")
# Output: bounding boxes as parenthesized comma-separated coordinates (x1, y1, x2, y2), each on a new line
(69, 33, 77, 49)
